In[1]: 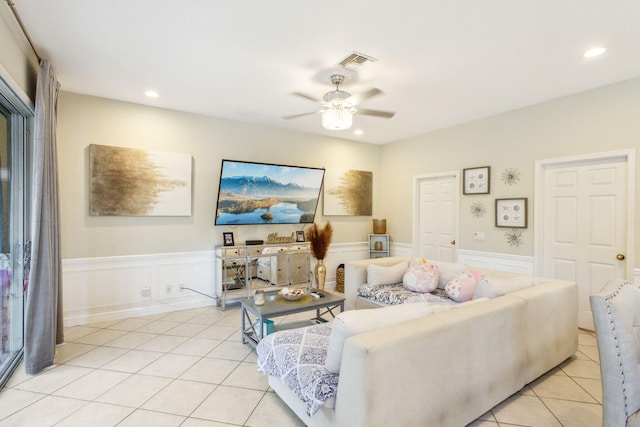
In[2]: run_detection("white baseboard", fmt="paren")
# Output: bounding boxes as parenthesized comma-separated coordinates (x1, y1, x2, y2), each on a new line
(63, 251, 216, 327)
(456, 249, 534, 275)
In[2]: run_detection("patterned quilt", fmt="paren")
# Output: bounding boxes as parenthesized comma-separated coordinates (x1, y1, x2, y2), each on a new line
(256, 323, 338, 416)
(358, 282, 458, 306)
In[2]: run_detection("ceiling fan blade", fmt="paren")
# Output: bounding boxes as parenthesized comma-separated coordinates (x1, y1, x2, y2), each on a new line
(348, 88, 382, 105)
(281, 112, 317, 120)
(357, 108, 396, 119)
(292, 92, 321, 103)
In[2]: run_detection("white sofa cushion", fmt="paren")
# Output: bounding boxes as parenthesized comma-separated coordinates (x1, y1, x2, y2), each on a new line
(367, 261, 409, 286)
(413, 259, 468, 289)
(325, 303, 452, 373)
(473, 274, 536, 299)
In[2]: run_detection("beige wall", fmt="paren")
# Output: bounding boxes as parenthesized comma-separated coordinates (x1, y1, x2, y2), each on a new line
(57, 92, 382, 259)
(381, 77, 640, 269)
(0, 2, 38, 100)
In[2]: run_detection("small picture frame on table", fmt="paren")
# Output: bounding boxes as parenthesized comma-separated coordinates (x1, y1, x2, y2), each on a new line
(296, 230, 305, 242)
(495, 198, 528, 228)
(223, 232, 235, 246)
(463, 166, 491, 195)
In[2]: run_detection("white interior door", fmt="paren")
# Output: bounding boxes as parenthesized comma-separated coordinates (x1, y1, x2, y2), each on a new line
(414, 173, 458, 262)
(540, 155, 630, 330)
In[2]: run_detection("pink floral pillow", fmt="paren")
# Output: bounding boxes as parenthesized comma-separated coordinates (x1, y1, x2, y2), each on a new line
(445, 269, 482, 302)
(403, 263, 439, 293)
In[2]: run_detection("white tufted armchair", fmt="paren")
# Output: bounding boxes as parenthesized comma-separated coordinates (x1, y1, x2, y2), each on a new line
(590, 280, 640, 427)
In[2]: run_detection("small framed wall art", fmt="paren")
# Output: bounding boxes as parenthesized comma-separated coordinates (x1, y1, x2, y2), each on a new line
(223, 232, 235, 246)
(296, 230, 305, 242)
(495, 198, 528, 228)
(463, 166, 490, 195)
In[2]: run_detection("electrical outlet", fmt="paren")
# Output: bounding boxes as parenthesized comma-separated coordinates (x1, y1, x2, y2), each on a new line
(141, 286, 151, 297)
(473, 231, 485, 241)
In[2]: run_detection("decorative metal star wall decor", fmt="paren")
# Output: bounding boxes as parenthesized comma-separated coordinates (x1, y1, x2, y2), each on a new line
(470, 201, 486, 218)
(505, 229, 523, 247)
(501, 168, 521, 186)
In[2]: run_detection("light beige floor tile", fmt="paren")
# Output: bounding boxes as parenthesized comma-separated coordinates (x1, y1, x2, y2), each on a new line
(214, 311, 243, 327)
(101, 349, 164, 373)
(492, 394, 561, 426)
(560, 357, 601, 380)
(244, 350, 258, 363)
(185, 311, 228, 325)
(107, 317, 153, 331)
(531, 373, 597, 403)
(579, 344, 600, 363)
(245, 391, 305, 427)
(104, 331, 158, 349)
(191, 385, 264, 425)
(13, 365, 93, 394)
(96, 374, 171, 407)
(578, 332, 597, 347)
(476, 411, 496, 421)
(542, 398, 602, 427)
(164, 322, 209, 337)
(142, 379, 216, 416)
(55, 401, 134, 427)
(573, 377, 603, 404)
(136, 334, 189, 352)
(116, 408, 185, 427)
(84, 319, 122, 329)
(170, 337, 222, 356)
(161, 310, 200, 323)
(0, 395, 86, 426)
(53, 369, 130, 400)
(64, 326, 102, 342)
(179, 357, 240, 384)
(206, 340, 252, 361)
(74, 329, 128, 346)
(466, 421, 499, 427)
(222, 361, 269, 391)
(135, 320, 181, 334)
(0, 389, 45, 419)
(53, 342, 97, 364)
(181, 419, 237, 427)
(196, 324, 238, 340)
(64, 345, 129, 368)
(3, 362, 31, 388)
(138, 353, 200, 378)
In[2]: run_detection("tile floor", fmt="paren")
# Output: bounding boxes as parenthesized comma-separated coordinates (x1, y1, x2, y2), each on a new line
(0, 303, 602, 427)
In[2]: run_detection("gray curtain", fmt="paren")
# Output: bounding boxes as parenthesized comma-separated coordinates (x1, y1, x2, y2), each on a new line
(24, 60, 63, 375)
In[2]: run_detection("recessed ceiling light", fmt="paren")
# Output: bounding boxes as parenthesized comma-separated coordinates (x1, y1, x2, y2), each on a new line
(354, 129, 363, 136)
(583, 47, 606, 58)
(145, 90, 159, 98)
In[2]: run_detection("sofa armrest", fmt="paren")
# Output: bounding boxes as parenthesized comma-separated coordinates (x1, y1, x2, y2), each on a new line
(344, 257, 409, 310)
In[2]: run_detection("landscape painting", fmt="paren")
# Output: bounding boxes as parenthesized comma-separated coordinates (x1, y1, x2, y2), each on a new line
(89, 144, 192, 216)
(323, 168, 372, 216)
(214, 160, 325, 225)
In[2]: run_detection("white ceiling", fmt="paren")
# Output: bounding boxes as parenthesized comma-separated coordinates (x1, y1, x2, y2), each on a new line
(13, 1, 640, 144)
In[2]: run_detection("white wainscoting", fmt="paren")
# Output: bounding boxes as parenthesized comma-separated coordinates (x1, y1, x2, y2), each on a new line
(63, 251, 216, 327)
(634, 268, 640, 286)
(457, 250, 534, 275)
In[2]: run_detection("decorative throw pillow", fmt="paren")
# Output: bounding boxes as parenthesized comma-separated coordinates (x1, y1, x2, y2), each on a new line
(403, 263, 439, 293)
(445, 269, 482, 302)
(428, 260, 469, 289)
(367, 261, 409, 286)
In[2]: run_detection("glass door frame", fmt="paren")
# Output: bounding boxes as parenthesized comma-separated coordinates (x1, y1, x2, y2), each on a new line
(0, 71, 33, 388)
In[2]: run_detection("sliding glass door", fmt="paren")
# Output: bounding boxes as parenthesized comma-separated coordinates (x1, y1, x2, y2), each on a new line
(0, 78, 31, 388)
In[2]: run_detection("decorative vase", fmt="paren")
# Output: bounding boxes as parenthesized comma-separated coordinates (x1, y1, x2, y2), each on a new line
(374, 241, 383, 251)
(314, 259, 327, 290)
(373, 218, 387, 234)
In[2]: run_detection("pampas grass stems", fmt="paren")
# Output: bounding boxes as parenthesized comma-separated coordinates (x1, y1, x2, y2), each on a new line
(306, 222, 333, 260)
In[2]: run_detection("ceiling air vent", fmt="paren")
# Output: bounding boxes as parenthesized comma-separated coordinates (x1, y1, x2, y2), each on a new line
(339, 51, 377, 71)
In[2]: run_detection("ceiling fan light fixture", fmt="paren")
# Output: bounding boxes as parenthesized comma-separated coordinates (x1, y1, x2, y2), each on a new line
(322, 104, 353, 130)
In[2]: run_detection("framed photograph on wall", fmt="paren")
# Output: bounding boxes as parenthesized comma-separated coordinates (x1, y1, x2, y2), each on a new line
(495, 198, 528, 228)
(223, 232, 235, 246)
(463, 166, 491, 195)
(296, 230, 305, 242)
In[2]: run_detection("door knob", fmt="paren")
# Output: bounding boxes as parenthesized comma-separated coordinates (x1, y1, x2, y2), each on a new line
(616, 254, 625, 261)
(450, 240, 456, 245)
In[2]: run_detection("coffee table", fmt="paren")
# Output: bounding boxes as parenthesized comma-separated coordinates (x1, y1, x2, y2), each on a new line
(240, 289, 345, 349)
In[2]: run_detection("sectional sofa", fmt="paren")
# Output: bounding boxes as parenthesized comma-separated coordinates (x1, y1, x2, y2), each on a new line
(258, 256, 579, 426)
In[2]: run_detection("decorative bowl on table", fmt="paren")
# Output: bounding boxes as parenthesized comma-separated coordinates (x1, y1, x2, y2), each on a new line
(279, 287, 306, 301)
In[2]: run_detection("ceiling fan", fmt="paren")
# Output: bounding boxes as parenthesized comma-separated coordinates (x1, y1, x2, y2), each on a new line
(282, 74, 396, 130)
